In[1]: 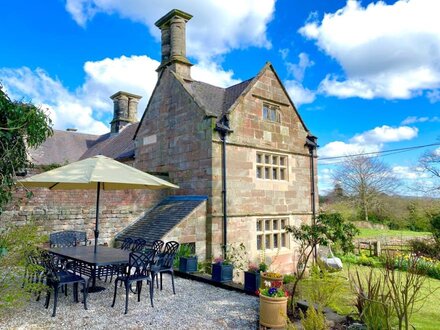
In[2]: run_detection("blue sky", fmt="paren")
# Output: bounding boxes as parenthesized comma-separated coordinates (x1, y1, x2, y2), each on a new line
(1, 0, 439, 194)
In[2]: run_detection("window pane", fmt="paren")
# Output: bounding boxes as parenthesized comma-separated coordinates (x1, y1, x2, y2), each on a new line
(272, 168, 277, 180)
(265, 155, 270, 164)
(273, 219, 279, 230)
(265, 220, 271, 231)
(265, 234, 271, 249)
(274, 234, 279, 248)
(264, 167, 270, 179)
(270, 109, 276, 121)
(272, 156, 278, 165)
(280, 219, 286, 229)
(257, 220, 262, 232)
(257, 166, 262, 179)
(257, 154, 262, 163)
(280, 168, 285, 180)
(280, 157, 285, 166)
(257, 235, 262, 250)
(281, 233, 286, 247)
(263, 106, 268, 120)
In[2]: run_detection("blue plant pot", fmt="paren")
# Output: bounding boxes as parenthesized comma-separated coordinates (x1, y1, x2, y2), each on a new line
(179, 256, 198, 273)
(244, 271, 260, 293)
(212, 263, 233, 283)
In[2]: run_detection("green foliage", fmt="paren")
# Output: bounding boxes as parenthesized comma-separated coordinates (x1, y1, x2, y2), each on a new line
(299, 266, 349, 313)
(0, 86, 53, 213)
(409, 239, 439, 260)
(173, 243, 195, 268)
(0, 222, 48, 310)
(431, 213, 440, 244)
(283, 274, 296, 284)
(259, 262, 268, 273)
(300, 306, 328, 330)
(317, 213, 359, 254)
(224, 243, 248, 276)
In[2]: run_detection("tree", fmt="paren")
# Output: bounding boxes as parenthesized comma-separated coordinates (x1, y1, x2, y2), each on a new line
(0, 85, 52, 213)
(418, 148, 440, 194)
(332, 155, 399, 222)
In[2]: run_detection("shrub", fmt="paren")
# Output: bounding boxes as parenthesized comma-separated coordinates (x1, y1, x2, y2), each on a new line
(300, 306, 328, 330)
(283, 274, 296, 284)
(431, 213, 440, 244)
(409, 239, 439, 259)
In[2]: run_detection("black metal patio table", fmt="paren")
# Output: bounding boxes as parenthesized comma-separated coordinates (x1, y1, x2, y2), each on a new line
(47, 245, 130, 292)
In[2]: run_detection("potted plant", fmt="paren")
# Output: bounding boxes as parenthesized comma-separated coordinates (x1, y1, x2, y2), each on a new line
(178, 244, 198, 273)
(211, 256, 233, 283)
(261, 271, 284, 289)
(258, 284, 288, 328)
(244, 262, 266, 294)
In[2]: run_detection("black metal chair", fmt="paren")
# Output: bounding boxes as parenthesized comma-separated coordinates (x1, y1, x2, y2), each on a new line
(131, 238, 147, 252)
(151, 241, 179, 294)
(41, 252, 88, 317)
(22, 251, 46, 301)
(49, 231, 77, 248)
(120, 237, 133, 251)
(111, 249, 156, 314)
(151, 239, 164, 253)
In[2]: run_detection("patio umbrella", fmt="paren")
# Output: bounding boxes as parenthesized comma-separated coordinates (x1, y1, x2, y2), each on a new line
(18, 155, 179, 252)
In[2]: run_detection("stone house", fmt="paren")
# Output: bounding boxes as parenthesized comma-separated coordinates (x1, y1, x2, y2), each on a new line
(3, 9, 317, 273)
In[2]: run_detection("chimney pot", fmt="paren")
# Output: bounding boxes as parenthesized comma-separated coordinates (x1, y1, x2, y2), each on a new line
(110, 91, 142, 134)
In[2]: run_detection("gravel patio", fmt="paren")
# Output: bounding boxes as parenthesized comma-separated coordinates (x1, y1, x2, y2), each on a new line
(0, 277, 259, 329)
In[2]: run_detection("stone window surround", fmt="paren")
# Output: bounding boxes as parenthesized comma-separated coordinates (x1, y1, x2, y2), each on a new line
(256, 151, 288, 181)
(256, 217, 289, 252)
(263, 103, 281, 123)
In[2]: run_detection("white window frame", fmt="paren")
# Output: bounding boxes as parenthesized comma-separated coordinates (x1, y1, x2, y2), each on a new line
(256, 152, 288, 181)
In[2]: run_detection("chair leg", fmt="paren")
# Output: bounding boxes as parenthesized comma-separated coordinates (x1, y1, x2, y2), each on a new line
(171, 272, 176, 294)
(82, 281, 88, 310)
(45, 290, 51, 309)
(137, 281, 142, 302)
(73, 283, 79, 303)
(160, 273, 163, 291)
(52, 286, 59, 317)
(149, 280, 154, 307)
(124, 282, 130, 315)
(111, 279, 119, 307)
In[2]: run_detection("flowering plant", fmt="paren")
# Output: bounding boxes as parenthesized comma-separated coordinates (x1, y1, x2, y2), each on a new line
(262, 271, 283, 279)
(247, 262, 259, 272)
(213, 256, 231, 265)
(257, 285, 288, 298)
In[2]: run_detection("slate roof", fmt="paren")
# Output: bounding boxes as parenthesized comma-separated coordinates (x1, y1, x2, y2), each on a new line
(115, 195, 207, 246)
(80, 123, 139, 161)
(181, 78, 254, 117)
(29, 130, 102, 165)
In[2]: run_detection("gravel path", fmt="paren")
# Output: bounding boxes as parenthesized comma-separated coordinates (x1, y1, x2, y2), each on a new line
(0, 277, 259, 329)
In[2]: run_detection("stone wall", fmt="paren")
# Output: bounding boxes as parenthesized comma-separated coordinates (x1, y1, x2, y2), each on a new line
(1, 185, 165, 245)
(210, 65, 318, 273)
(162, 200, 207, 261)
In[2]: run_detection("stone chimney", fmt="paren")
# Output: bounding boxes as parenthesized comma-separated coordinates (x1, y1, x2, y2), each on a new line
(155, 9, 193, 79)
(110, 91, 142, 134)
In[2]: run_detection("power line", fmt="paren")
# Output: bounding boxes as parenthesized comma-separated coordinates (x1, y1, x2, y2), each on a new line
(318, 142, 440, 162)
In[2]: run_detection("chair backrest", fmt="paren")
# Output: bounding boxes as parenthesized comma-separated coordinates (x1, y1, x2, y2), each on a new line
(120, 237, 133, 251)
(151, 240, 164, 253)
(71, 231, 88, 246)
(128, 250, 156, 276)
(50, 231, 76, 248)
(131, 238, 147, 252)
(40, 251, 63, 282)
(160, 241, 180, 268)
(24, 251, 45, 284)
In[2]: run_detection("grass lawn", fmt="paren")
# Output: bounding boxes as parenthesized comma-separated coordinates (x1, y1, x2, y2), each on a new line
(356, 228, 431, 239)
(337, 266, 440, 330)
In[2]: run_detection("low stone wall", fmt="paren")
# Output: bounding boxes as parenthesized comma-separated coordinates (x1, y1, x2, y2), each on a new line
(0, 186, 166, 245)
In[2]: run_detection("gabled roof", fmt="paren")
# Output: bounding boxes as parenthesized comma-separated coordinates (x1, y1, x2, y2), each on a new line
(179, 77, 253, 117)
(80, 123, 139, 161)
(29, 130, 102, 165)
(115, 195, 207, 245)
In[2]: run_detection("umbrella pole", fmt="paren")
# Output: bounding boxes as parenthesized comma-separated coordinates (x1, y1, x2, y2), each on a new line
(94, 182, 101, 253)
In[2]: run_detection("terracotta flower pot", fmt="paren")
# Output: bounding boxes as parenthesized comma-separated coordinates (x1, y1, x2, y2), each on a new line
(259, 294, 288, 328)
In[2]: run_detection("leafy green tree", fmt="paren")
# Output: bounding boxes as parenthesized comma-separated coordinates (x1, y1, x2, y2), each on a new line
(317, 213, 359, 254)
(0, 85, 52, 213)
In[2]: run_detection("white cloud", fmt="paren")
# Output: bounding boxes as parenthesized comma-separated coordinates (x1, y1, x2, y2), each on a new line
(0, 55, 240, 134)
(285, 80, 316, 107)
(286, 53, 314, 82)
(317, 167, 334, 193)
(392, 166, 428, 180)
(427, 89, 440, 103)
(350, 125, 418, 144)
(401, 116, 440, 125)
(300, 0, 440, 100)
(65, 0, 275, 61)
(318, 125, 418, 159)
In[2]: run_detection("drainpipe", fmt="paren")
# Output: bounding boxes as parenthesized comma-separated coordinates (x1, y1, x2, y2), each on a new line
(215, 114, 232, 259)
(305, 134, 318, 260)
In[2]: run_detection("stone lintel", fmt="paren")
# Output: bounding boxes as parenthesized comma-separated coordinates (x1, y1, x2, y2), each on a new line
(155, 9, 193, 28)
